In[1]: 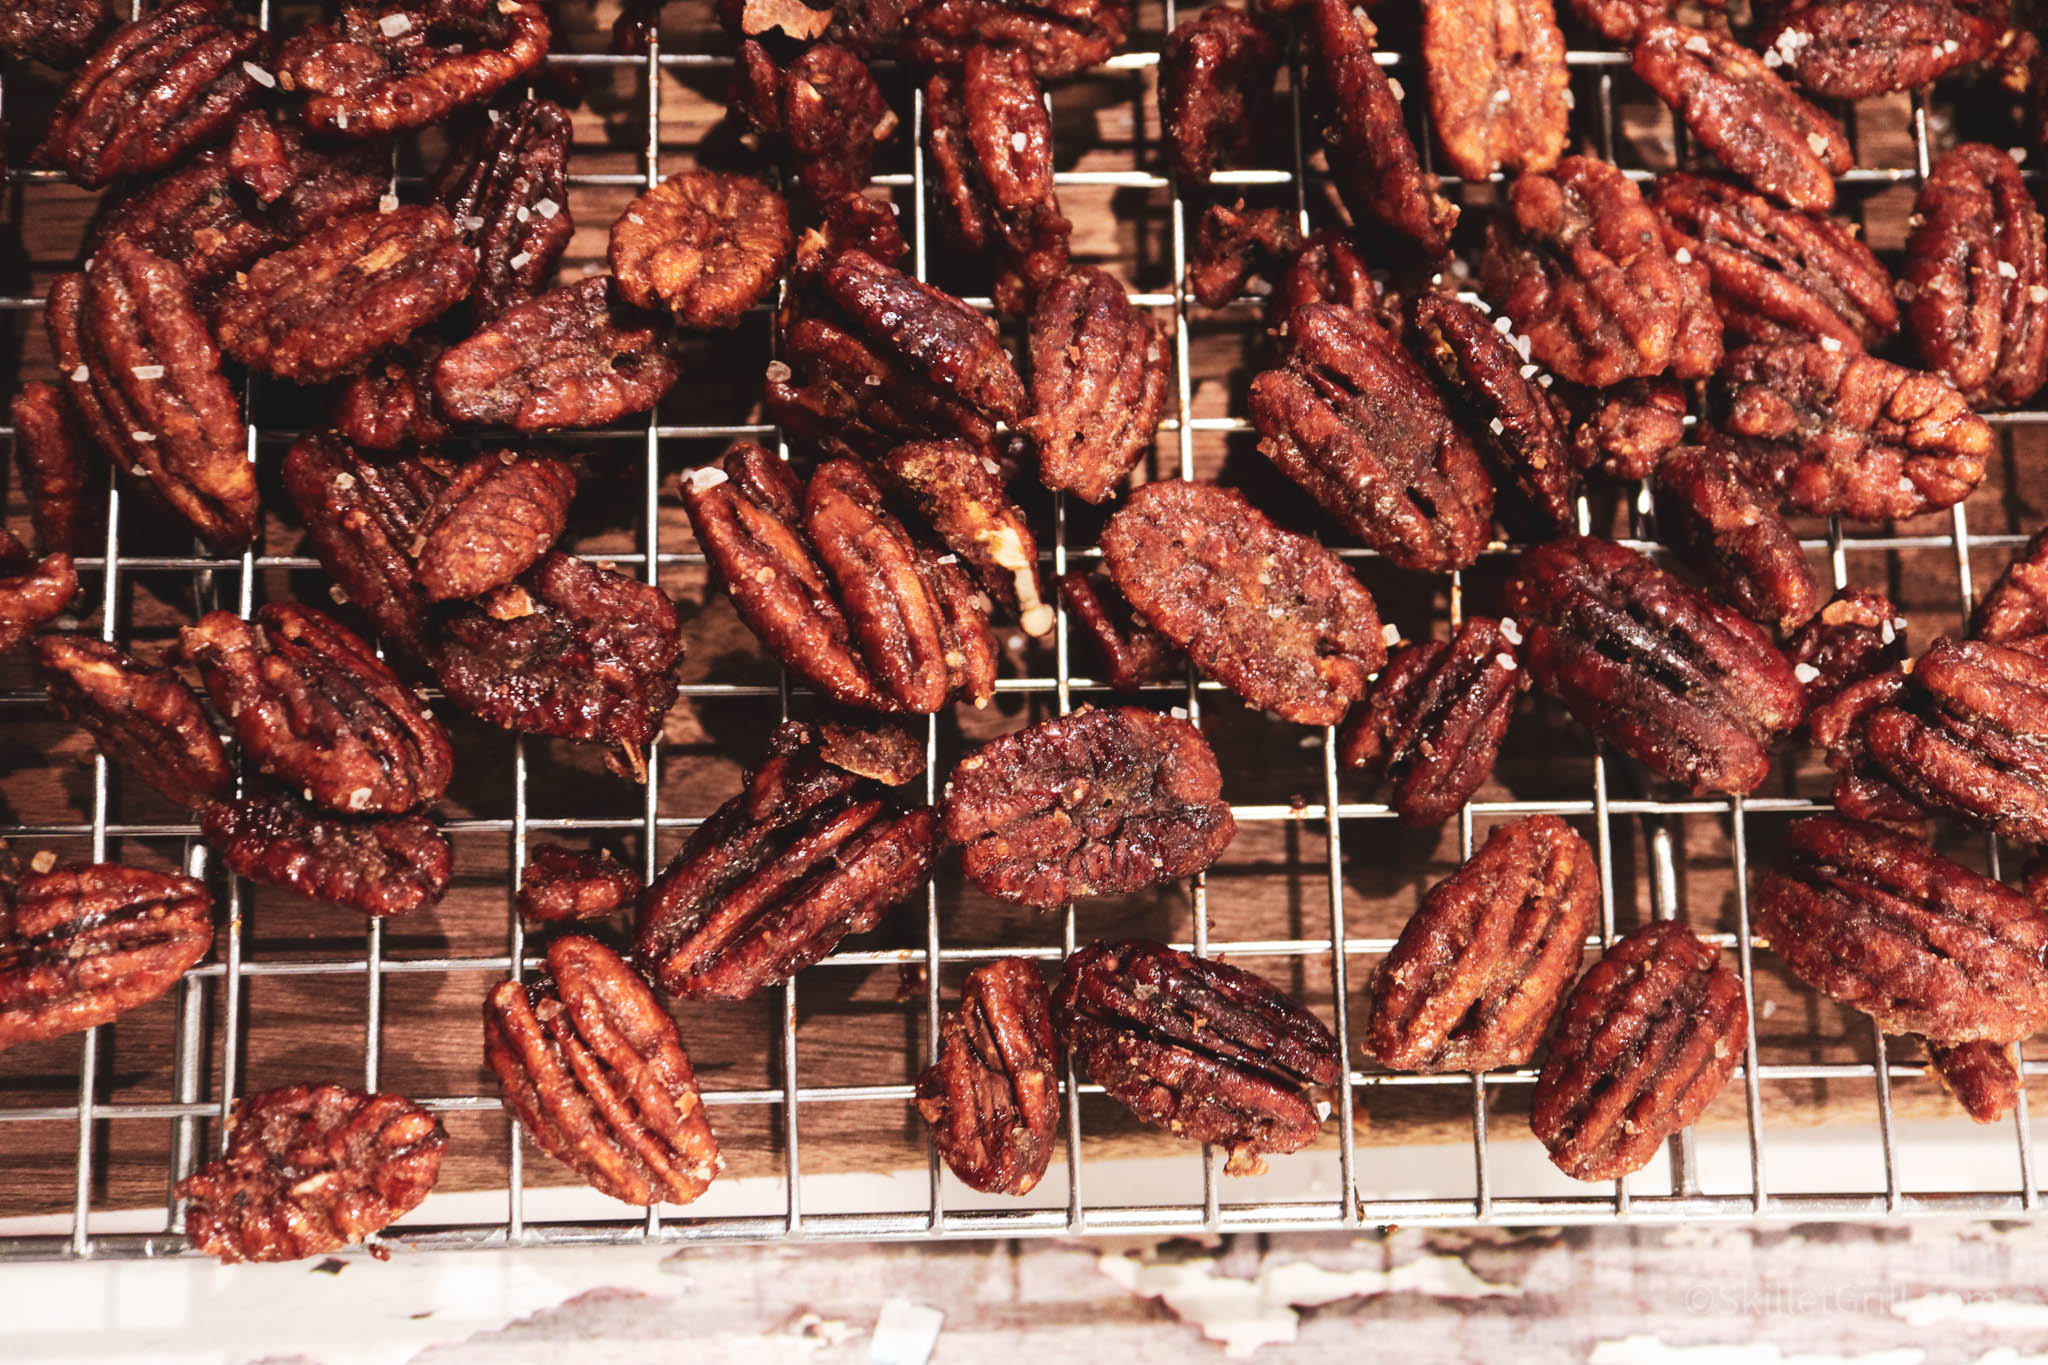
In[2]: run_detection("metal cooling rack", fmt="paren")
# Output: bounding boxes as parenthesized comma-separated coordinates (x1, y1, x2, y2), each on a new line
(3, 0, 2048, 1263)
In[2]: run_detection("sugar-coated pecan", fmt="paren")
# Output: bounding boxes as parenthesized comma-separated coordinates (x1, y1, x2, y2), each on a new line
(413, 451, 576, 603)
(1531, 920, 1745, 1181)
(731, 41, 899, 227)
(1423, 0, 1570, 181)
(1708, 342, 1991, 521)
(1186, 202, 1302, 310)
(1561, 0, 1701, 41)
(432, 98, 575, 322)
(1757, 816, 2048, 1041)
(717, 0, 896, 49)
(281, 435, 446, 658)
(898, 0, 1130, 77)
(1928, 1038, 2021, 1123)
(517, 845, 643, 925)
(1506, 535, 1805, 794)
(331, 337, 452, 453)
(177, 1084, 445, 1263)
(916, 956, 1061, 1195)
(1267, 229, 1404, 342)
(1057, 571, 1183, 692)
(1633, 21, 1852, 212)
(1973, 527, 2048, 644)
(279, 0, 550, 137)
(1340, 617, 1526, 827)
(0, 553, 78, 657)
(1159, 5, 1278, 182)
(432, 276, 681, 431)
(0, 862, 211, 1050)
(10, 381, 101, 558)
(202, 793, 453, 916)
(1052, 939, 1341, 1177)
(636, 720, 939, 999)
(485, 935, 721, 1205)
(1568, 378, 1688, 481)
(1368, 814, 1599, 1072)
(1019, 266, 1167, 504)
(817, 715, 928, 785)
(880, 440, 1052, 636)
(37, 635, 231, 808)
(1759, 0, 2002, 99)
(1902, 142, 2048, 409)
(227, 107, 294, 203)
(609, 171, 791, 330)
(1652, 444, 1820, 631)
(1101, 480, 1387, 726)
(33, 0, 265, 188)
(1807, 669, 1928, 826)
(1479, 156, 1723, 387)
(0, 0, 109, 67)
(1249, 304, 1494, 572)
(1786, 587, 1908, 712)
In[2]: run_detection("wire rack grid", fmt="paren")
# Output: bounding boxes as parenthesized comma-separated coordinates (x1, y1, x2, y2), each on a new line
(2, 0, 2048, 1263)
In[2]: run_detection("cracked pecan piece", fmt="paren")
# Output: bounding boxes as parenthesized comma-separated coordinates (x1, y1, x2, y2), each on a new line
(1928, 1038, 2021, 1123)
(1423, 0, 1570, 181)
(1759, 0, 2002, 99)
(916, 956, 1061, 1195)
(1972, 527, 2048, 645)
(433, 98, 574, 322)
(37, 635, 231, 808)
(1651, 444, 1820, 631)
(1186, 202, 1302, 310)
(0, 552, 78, 657)
(817, 715, 928, 786)
(899, 0, 1130, 77)
(281, 435, 447, 658)
(1567, 378, 1688, 481)
(433, 276, 680, 431)
(331, 338, 452, 453)
(1506, 535, 1805, 794)
(202, 792, 452, 916)
(731, 40, 900, 253)
(609, 171, 791, 330)
(0, 0, 110, 66)
(413, 450, 576, 603)
(518, 845, 643, 925)
(1786, 587, 1908, 712)
(178, 1084, 445, 1263)
(1561, 0, 1702, 41)
(1160, 5, 1278, 182)
(10, 381, 101, 558)
(1367, 814, 1599, 1073)
(880, 440, 1051, 636)
(1807, 668, 1928, 827)
(1053, 939, 1340, 1177)
(1019, 266, 1167, 504)
(1057, 572, 1183, 693)
(1101, 479, 1386, 726)
(279, 0, 550, 137)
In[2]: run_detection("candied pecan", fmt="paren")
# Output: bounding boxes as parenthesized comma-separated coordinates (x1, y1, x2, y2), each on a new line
(281, 435, 446, 657)
(331, 338, 452, 453)
(486, 935, 721, 1204)
(1568, 378, 1688, 481)
(10, 381, 101, 558)
(1756, 816, 2048, 1040)
(0, 0, 110, 67)
(1901, 142, 2048, 409)
(1052, 939, 1340, 1177)
(1786, 587, 1908, 712)
(37, 635, 231, 808)
(279, 0, 550, 137)
(178, 1084, 445, 1263)
(1652, 445, 1820, 631)
(880, 440, 1050, 636)
(1186, 202, 1302, 310)
(817, 714, 927, 785)
(33, 1, 266, 188)
(0, 553, 78, 656)
(1973, 527, 2048, 644)
(1267, 229, 1406, 346)
(517, 845, 643, 925)
(1651, 172, 1899, 350)
(227, 107, 294, 204)
(1561, 0, 1699, 41)
(731, 41, 899, 221)
(1759, 0, 2002, 98)
(1927, 1038, 2021, 1123)
(1367, 815, 1598, 1072)
(202, 793, 452, 916)
(432, 276, 680, 431)
(916, 956, 1060, 1195)
(1807, 668, 1927, 826)
(413, 451, 576, 603)
(1057, 571, 1182, 692)
(433, 98, 575, 322)
(1101, 479, 1386, 725)
(1708, 342, 1991, 521)
(1422, 0, 1570, 182)
(1248, 304, 1494, 572)
(899, 0, 1130, 77)
(609, 171, 791, 330)
(1531, 920, 1745, 1181)
(635, 721, 939, 999)
(1018, 266, 1168, 504)
(1159, 5, 1278, 182)
(1505, 535, 1805, 794)
(1340, 617, 1525, 826)
(0, 862, 211, 1050)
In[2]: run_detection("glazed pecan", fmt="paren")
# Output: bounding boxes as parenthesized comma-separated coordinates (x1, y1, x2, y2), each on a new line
(0, 0, 109, 67)
(1973, 527, 2048, 644)
(1186, 202, 1302, 310)
(1567, 378, 1688, 481)
(1531, 920, 1746, 1181)
(1506, 535, 1805, 794)
(1018, 266, 1168, 504)
(609, 171, 791, 330)
(178, 1084, 445, 1263)
(1759, 0, 2002, 98)
(1367, 814, 1598, 1072)
(37, 635, 231, 808)
(201, 793, 453, 917)
(517, 845, 643, 925)
(330, 338, 452, 453)
(1052, 939, 1341, 1177)
(413, 451, 576, 603)
(731, 41, 899, 240)
(1651, 444, 1820, 631)
(880, 440, 1052, 636)
(1785, 587, 1908, 712)
(1057, 572, 1183, 692)
(0, 553, 78, 657)
(1928, 1038, 2021, 1123)
(279, 0, 550, 137)
(1249, 303, 1494, 573)
(1159, 5, 1278, 182)
(432, 98, 575, 322)
(1101, 479, 1387, 726)
(816, 714, 928, 785)
(1422, 0, 1570, 181)
(0, 862, 211, 1050)
(916, 956, 1061, 1195)
(485, 935, 721, 1205)
(1339, 617, 1525, 827)
(281, 435, 446, 658)
(635, 721, 939, 999)
(1561, 0, 1700, 41)
(1756, 816, 2048, 1041)
(1806, 668, 1929, 826)
(898, 0, 1130, 77)
(432, 276, 681, 431)
(10, 381, 100, 558)
(1267, 229, 1404, 341)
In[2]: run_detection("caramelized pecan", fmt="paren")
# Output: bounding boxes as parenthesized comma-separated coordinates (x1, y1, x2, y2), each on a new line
(916, 956, 1061, 1195)
(0, 553, 78, 657)
(280, 435, 446, 658)
(413, 450, 577, 602)
(331, 338, 451, 453)
(1019, 266, 1168, 504)
(730, 41, 900, 249)
(1972, 527, 2048, 644)
(1422, 0, 1570, 181)
(608, 171, 791, 330)
(1786, 587, 1908, 712)
(1186, 202, 1302, 310)
(880, 439, 1051, 636)
(9, 381, 101, 558)
(1567, 378, 1688, 481)
(0, 0, 110, 67)
(517, 845, 644, 925)
(1928, 1038, 2021, 1123)
(898, 0, 1130, 77)
(1807, 669, 1928, 826)
(1759, 0, 2002, 99)
(1651, 444, 1820, 631)
(1159, 5, 1278, 182)
(1267, 229, 1405, 343)
(433, 97, 575, 321)
(201, 792, 453, 917)
(1057, 571, 1183, 692)
(37, 635, 231, 808)
(432, 276, 680, 431)
(279, 0, 550, 137)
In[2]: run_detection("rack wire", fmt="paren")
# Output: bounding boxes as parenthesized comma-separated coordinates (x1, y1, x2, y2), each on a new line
(3, 0, 2048, 1263)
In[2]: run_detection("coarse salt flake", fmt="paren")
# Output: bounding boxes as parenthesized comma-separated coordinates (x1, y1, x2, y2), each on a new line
(1820, 335, 1843, 352)
(70, 364, 89, 382)
(1382, 623, 1401, 647)
(1520, 364, 1539, 379)
(1494, 315, 1514, 334)
(378, 192, 399, 214)
(1169, 705, 1189, 720)
(508, 251, 532, 270)
(1488, 417, 1505, 435)
(1794, 662, 1822, 684)
(242, 61, 276, 88)
(1807, 132, 1832, 155)
(1998, 260, 2019, 279)
(335, 110, 349, 130)
(1496, 652, 1518, 671)
(1500, 618, 1523, 645)
(459, 215, 486, 232)
(130, 364, 165, 380)
(1880, 620, 1897, 644)
(1386, 77, 1405, 102)
(2030, 285, 2048, 305)
(131, 431, 156, 443)
(765, 360, 792, 382)
(1898, 476, 1916, 492)
(379, 12, 412, 36)
(1684, 33, 1711, 54)
(936, 553, 958, 565)
(682, 466, 729, 492)
(1673, 247, 1692, 265)
(1011, 131, 1028, 152)
(535, 198, 560, 219)
(515, 205, 530, 222)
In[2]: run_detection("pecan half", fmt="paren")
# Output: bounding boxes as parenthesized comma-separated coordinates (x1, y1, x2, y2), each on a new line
(1267, 229, 1405, 343)
(10, 381, 101, 558)
(1057, 571, 1183, 692)
(0, 0, 110, 67)
(916, 956, 1061, 1195)
(279, 0, 550, 137)
(1019, 266, 1168, 504)
(731, 41, 900, 235)
(1807, 669, 1929, 826)
(37, 635, 231, 808)
(1973, 527, 2048, 644)
(1786, 587, 1908, 712)
(332, 339, 451, 454)
(898, 0, 1130, 77)
(432, 276, 680, 431)
(1928, 1038, 2021, 1123)
(519, 845, 644, 925)
(609, 171, 791, 330)
(1186, 202, 1302, 310)
(1651, 444, 1820, 631)
(281, 435, 447, 658)
(879, 440, 1049, 635)
(1561, 0, 1703, 42)
(1567, 378, 1688, 481)
(413, 450, 576, 603)
(1759, 0, 2002, 99)
(201, 792, 453, 917)
(432, 97, 575, 322)
(1159, 5, 1278, 182)
(0, 553, 78, 657)
(1423, 0, 1570, 181)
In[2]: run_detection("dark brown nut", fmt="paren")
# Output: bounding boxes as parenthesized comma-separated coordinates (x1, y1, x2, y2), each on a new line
(33, 1, 266, 188)
(432, 551, 684, 779)
(227, 106, 295, 204)
(731, 41, 900, 220)
(898, 0, 1130, 77)
(0, 0, 110, 67)
(1562, 0, 1701, 42)
(201, 792, 453, 916)
(1901, 142, 2048, 410)
(1248, 304, 1494, 573)
(1339, 617, 1526, 827)
(817, 715, 928, 785)
(330, 337, 452, 453)
(281, 435, 447, 658)
(1422, 0, 1570, 182)
(1159, 5, 1278, 182)
(828, 249, 1027, 420)
(880, 439, 1050, 636)
(0, 862, 211, 1050)
(1101, 479, 1386, 726)
(212, 206, 480, 385)
(1568, 378, 1688, 481)
(433, 276, 680, 431)
(1019, 266, 1168, 505)
(1785, 587, 1908, 712)
(1756, 816, 2048, 1041)
(1530, 920, 1746, 1182)
(10, 381, 101, 558)
(1651, 445, 1821, 631)
(1267, 228, 1405, 343)
(636, 721, 939, 999)
(1366, 814, 1599, 1072)
(0, 554, 78, 657)
(1306, 0, 1457, 259)
(1633, 21, 1853, 213)
(37, 635, 231, 808)
(1479, 155, 1723, 388)
(815, 189, 912, 265)
(413, 451, 577, 603)
(517, 845, 643, 925)
(1708, 342, 1992, 521)
(926, 44, 1071, 314)
(1973, 527, 2048, 645)
(1927, 1038, 2021, 1124)
(1807, 669, 1929, 827)
(1651, 171, 1899, 351)
(609, 171, 791, 330)
(1186, 202, 1302, 310)
(916, 956, 1060, 1195)
(1051, 939, 1341, 1177)
(433, 98, 575, 322)
(177, 1084, 445, 1263)
(1759, 0, 2002, 99)
(1057, 571, 1183, 693)
(279, 0, 550, 138)
(1505, 535, 1805, 795)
